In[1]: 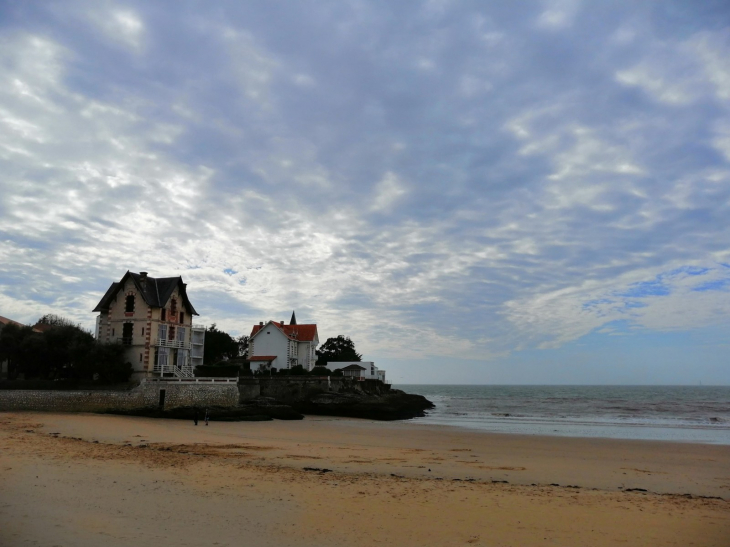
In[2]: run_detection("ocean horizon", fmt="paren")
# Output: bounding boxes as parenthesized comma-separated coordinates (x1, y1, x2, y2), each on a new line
(395, 384, 730, 445)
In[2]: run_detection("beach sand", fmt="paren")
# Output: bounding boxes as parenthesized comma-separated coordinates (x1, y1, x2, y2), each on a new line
(1, 412, 728, 546)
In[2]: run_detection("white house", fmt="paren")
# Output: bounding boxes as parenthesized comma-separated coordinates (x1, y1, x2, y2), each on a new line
(248, 312, 319, 372)
(332, 362, 386, 382)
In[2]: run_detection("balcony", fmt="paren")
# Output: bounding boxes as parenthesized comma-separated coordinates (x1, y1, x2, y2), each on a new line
(117, 337, 134, 346)
(155, 338, 189, 349)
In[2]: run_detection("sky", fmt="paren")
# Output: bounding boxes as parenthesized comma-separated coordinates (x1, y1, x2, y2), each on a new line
(0, 1, 729, 385)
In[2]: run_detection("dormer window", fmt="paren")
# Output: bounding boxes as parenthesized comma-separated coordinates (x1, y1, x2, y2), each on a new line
(125, 295, 134, 313)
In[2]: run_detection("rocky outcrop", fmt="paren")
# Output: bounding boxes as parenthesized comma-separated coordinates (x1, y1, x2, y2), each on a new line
(290, 388, 434, 420)
(237, 377, 434, 421)
(101, 378, 433, 421)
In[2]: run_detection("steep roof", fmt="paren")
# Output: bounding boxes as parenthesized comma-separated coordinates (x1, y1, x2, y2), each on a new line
(250, 321, 318, 342)
(92, 271, 198, 315)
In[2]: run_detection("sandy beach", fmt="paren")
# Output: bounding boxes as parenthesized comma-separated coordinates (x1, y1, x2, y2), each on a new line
(1, 412, 728, 546)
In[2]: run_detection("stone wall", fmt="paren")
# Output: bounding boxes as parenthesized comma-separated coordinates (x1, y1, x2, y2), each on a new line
(237, 376, 391, 404)
(0, 379, 238, 413)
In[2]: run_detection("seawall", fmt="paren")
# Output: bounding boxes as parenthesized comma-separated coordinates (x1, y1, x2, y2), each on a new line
(0, 378, 239, 413)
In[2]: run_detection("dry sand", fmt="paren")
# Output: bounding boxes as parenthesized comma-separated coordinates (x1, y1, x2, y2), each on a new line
(1, 412, 728, 546)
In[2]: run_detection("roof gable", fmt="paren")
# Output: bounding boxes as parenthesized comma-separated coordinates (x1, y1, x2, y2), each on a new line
(92, 271, 198, 315)
(250, 321, 318, 342)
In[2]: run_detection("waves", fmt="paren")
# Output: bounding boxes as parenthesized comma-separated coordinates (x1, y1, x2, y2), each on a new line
(396, 384, 730, 444)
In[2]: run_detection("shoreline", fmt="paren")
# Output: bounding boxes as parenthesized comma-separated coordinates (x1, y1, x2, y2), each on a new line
(2, 412, 729, 546)
(408, 414, 730, 445)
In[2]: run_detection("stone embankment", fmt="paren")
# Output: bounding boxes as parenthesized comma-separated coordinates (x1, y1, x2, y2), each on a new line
(0, 376, 434, 421)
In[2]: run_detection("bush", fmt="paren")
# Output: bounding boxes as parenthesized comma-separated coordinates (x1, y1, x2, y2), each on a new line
(310, 366, 332, 376)
(194, 363, 240, 377)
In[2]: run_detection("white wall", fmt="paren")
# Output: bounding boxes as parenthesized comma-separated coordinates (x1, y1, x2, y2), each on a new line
(250, 324, 289, 369)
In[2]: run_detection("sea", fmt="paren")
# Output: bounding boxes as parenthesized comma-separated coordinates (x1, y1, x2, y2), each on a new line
(395, 385, 730, 445)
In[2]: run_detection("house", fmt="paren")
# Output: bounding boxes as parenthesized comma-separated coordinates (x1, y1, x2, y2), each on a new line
(248, 311, 319, 372)
(333, 361, 386, 382)
(92, 271, 205, 379)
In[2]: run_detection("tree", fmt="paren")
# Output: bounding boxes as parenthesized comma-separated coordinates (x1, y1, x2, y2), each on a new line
(0, 316, 133, 383)
(237, 335, 249, 359)
(0, 323, 35, 379)
(35, 314, 79, 328)
(316, 335, 362, 366)
(203, 324, 240, 365)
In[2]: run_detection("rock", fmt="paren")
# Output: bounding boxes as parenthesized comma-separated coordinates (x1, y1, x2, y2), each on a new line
(291, 389, 434, 421)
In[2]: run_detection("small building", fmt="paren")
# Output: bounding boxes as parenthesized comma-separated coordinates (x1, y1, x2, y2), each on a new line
(92, 271, 205, 380)
(248, 311, 319, 372)
(332, 361, 386, 382)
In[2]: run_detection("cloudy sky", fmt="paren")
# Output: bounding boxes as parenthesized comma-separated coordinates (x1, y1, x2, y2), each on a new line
(1, 1, 729, 384)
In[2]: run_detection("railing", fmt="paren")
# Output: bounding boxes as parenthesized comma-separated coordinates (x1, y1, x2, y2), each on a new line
(145, 377, 237, 383)
(153, 362, 194, 378)
(155, 338, 189, 349)
(192, 324, 206, 330)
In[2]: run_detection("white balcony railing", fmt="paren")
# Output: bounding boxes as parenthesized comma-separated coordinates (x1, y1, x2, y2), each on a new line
(155, 338, 189, 349)
(153, 362, 194, 378)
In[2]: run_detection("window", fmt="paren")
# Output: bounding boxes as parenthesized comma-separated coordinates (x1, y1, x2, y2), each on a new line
(158, 324, 167, 341)
(161, 308, 166, 321)
(169, 326, 175, 340)
(139, 353, 143, 363)
(141, 327, 145, 336)
(179, 312, 185, 323)
(157, 347, 169, 369)
(122, 323, 133, 345)
(125, 295, 135, 313)
(170, 298, 177, 315)
(178, 327, 186, 344)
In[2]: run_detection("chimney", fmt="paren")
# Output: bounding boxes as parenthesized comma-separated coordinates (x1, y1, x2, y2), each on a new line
(259, 321, 264, 326)
(281, 320, 285, 326)
(139, 271, 148, 288)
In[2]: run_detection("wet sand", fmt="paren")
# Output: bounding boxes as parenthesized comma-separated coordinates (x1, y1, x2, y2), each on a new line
(1, 412, 729, 546)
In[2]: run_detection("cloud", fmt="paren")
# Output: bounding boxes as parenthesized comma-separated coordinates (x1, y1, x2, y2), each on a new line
(536, 0, 582, 30)
(0, 1, 729, 381)
(371, 172, 407, 212)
